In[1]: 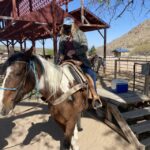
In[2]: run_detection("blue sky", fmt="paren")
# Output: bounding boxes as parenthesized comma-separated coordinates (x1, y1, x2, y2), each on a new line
(26, 0, 150, 49)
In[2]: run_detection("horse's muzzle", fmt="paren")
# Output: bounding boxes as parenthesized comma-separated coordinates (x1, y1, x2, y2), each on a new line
(0, 105, 13, 116)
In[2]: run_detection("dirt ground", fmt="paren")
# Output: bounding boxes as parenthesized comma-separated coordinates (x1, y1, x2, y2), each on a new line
(0, 99, 136, 150)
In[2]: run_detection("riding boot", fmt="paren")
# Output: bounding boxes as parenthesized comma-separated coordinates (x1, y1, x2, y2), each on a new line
(92, 95, 102, 110)
(85, 74, 102, 109)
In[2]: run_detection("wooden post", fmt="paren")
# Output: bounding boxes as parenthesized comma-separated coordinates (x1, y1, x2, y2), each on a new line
(24, 40, 26, 51)
(12, 0, 17, 18)
(52, 0, 57, 64)
(104, 28, 107, 74)
(20, 40, 23, 52)
(6, 40, 10, 57)
(65, 1, 68, 12)
(133, 63, 136, 92)
(42, 39, 46, 57)
(31, 39, 36, 54)
(9, 40, 15, 57)
(80, 0, 84, 23)
(29, 0, 33, 12)
(114, 60, 117, 79)
(144, 75, 150, 96)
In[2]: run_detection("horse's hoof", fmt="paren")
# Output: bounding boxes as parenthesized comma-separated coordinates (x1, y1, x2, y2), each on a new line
(73, 145, 80, 150)
(77, 127, 83, 132)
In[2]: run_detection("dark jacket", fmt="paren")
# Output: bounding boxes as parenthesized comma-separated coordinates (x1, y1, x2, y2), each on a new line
(59, 29, 91, 67)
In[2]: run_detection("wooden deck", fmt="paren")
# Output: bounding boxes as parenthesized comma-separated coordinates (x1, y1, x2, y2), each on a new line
(97, 86, 150, 107)
(96, 79, 150, 150)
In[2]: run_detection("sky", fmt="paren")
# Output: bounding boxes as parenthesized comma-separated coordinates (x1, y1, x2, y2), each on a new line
(9, 0, 150, 50)
(37, 0, 150, 49)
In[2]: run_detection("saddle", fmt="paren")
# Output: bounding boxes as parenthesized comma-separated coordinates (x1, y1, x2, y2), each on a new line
(61, 60, 100, 101)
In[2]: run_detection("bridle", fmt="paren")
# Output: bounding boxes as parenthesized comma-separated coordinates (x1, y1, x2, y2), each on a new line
(0, 59, 88, 107)
(0, 61, 35, 102)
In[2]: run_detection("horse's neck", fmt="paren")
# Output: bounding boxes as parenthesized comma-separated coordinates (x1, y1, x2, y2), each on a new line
(34, 56, 75, 100)
(34, 56, 64, 98)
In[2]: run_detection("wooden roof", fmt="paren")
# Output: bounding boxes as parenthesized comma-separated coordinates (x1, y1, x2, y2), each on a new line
(0, 1, 109, 41)
(69, 7, 110, 32)
(0, 1, 70, 40)
(0, 0, 72, 16)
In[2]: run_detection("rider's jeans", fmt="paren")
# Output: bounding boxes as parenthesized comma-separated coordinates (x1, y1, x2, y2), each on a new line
(81, 65, 97, 92)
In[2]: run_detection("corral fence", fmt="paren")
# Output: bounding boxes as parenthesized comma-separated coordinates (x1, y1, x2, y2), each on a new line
(104, 56, 150, 96)
(0, 54, 150, 96)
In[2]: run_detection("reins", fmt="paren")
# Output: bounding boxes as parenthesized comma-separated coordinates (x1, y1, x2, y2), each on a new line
(1, 58, 89, 113)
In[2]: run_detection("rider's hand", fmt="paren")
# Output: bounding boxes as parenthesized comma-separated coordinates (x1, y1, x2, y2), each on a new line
(67, 50, 75, 58)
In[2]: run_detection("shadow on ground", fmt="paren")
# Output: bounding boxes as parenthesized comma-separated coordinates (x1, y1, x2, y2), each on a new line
(0, 102, 53, 149)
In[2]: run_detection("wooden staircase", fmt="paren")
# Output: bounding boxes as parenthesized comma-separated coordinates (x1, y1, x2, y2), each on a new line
(104, 103, 150, 150)
(97, 85, 150, 150)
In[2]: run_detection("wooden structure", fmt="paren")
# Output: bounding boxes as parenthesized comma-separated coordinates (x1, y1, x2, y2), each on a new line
(0, 0, 109, 62)
(97, 84, 150, 150)
(112, 48, 129, 58)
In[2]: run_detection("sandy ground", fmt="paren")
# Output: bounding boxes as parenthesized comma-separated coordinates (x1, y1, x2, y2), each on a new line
(0, 99, 136, 150)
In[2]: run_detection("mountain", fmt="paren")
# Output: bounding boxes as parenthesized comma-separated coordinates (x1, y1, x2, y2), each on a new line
(97, 19, 150, 56)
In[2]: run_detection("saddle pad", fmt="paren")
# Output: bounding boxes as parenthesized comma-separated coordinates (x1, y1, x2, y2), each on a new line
(61, 61, 87, 84)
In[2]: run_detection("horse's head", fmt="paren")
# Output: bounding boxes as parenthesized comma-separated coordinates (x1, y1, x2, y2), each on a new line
(0, 47, 35, 116)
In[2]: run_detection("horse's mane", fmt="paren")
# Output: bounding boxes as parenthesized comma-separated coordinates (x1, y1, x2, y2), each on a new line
(36, 55, 64, 94)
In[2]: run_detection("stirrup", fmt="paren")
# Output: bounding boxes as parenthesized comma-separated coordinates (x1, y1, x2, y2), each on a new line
(92, 99, 102, 110)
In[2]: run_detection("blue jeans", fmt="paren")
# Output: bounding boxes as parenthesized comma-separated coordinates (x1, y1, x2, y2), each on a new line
(81, 66, 97, 91)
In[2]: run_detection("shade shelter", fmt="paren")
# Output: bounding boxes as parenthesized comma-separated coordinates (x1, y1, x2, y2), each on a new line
(0, 0, 109, 62)
(112, 48, 129, 57)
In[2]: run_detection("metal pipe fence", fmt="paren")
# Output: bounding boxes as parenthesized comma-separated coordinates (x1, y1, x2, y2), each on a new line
(104, 56, 150, 94)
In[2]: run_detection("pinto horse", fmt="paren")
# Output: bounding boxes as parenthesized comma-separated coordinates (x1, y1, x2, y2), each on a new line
(0, 47, 91, 150)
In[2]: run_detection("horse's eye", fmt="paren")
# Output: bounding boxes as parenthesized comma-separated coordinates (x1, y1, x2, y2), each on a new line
(14, 67, 25, 76)
(15, 71, 22, 76)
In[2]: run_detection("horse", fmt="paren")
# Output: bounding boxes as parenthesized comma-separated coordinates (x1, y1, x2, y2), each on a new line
(90, 54, 105, 74)
(0, 47, 96, 150)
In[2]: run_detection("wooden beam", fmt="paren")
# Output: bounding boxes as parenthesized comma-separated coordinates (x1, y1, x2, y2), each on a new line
(12, 0, 17, 18)
(79, 24, 107, 28)
(0, 16, 14, 20)
(2, 22, 32, 39)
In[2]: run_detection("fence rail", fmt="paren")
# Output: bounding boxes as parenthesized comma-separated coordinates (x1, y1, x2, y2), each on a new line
(104, 56, 150, 95)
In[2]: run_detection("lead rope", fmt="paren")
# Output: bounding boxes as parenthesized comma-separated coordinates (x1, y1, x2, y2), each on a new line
(30, 61, 40, 102)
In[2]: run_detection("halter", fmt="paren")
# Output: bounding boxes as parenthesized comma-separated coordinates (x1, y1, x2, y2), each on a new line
(0, 61, 38, 101)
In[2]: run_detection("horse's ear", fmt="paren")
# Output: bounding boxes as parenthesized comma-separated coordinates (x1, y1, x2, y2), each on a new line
(24, 46, 34, 58)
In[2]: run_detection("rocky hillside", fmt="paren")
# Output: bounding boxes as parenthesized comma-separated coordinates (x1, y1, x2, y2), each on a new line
(97, 19, 150, 56)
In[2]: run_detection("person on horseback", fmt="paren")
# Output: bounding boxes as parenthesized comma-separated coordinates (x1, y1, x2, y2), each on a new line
(58, 17, 102, 109)
(90, 54, 106, 74)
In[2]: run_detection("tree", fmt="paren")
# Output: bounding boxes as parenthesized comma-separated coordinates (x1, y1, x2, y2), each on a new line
(86, 0, 150, 23)
(89, 46, 97, 56)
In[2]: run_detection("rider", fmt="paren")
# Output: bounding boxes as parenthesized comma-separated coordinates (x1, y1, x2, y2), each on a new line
(58, 17, 101, 109)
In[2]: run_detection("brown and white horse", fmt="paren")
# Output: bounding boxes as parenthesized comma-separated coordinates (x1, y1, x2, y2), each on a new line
(0, 48, 88, 150)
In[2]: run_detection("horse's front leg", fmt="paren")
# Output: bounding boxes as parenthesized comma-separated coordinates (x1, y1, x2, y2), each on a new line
(63, 120, 79, 150)
(71, 124, 80, 150)
(77, 112, 83, 132)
